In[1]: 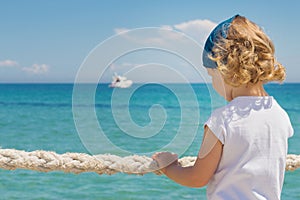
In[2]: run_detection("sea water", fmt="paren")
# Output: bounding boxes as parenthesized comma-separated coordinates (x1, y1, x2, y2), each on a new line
(0, 83, 299, 200)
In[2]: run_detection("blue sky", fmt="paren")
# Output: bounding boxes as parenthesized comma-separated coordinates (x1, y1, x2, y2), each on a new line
(0, 0, 299, 83)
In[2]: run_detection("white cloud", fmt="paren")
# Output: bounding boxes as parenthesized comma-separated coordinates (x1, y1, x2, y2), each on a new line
(113, 18, 217, 45)
(113, 28, 185, 48)
(160, 25, 173, 30)
(22, 64, 49, 74)
(173, 19, 217, 43)
(0, 59, 19, 67)
(114, 28, 131, 35)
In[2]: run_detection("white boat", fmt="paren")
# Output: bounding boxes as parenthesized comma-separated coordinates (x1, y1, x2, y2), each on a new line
(109, 73, 133, 88)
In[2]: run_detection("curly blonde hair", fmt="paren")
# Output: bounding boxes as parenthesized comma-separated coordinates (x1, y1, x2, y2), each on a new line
(210, 15, 286, 87)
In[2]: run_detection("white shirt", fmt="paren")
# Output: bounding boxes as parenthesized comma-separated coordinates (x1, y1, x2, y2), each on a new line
(205, 96, 294, 200)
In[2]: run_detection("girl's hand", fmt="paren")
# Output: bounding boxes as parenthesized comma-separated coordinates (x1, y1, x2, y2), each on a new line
(152, 152, 178, 174)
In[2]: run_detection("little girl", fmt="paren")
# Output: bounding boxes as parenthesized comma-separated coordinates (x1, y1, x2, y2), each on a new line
(152, 15, 294, 199)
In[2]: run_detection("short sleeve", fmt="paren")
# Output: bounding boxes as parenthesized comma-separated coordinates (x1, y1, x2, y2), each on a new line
(205, 109, 227, 144)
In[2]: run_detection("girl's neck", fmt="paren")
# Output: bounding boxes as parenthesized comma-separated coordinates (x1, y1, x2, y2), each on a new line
(230, 82, 269, 100)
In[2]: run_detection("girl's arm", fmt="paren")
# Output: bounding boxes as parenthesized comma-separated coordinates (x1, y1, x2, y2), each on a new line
(152, 127, 223, 188)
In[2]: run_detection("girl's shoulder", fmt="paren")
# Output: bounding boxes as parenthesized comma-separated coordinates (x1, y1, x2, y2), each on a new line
(209, 96, 282, 123)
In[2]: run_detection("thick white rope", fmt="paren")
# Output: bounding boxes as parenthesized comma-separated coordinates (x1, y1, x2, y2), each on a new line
(0, 149, 299, 175)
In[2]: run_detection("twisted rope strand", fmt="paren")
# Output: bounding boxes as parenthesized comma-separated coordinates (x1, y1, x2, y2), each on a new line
(0, 149, 299, 175)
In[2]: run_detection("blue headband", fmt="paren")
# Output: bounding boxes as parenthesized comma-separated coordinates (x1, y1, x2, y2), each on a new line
(202, 15, 239, 68)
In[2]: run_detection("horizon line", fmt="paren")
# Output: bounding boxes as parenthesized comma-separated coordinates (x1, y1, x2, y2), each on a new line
(0, 82, 299, 84)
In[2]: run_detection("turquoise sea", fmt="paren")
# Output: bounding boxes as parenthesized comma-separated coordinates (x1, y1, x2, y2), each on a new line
(0, 83, 299, 200)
